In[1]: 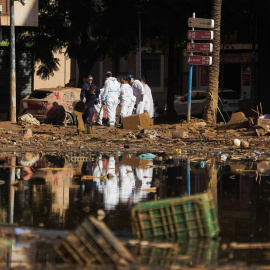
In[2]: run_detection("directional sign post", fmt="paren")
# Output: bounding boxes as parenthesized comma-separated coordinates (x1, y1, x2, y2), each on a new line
(188, 55, 212, 66)
(187, 13, 214, 121)
(188, 30, 213, 40)
(187, 43, 213, 53)
(188, 17, 214, 29)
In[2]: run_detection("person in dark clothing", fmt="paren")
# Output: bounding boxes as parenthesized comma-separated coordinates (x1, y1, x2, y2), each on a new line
(80, 75, 97, 101)
(84, 85, 97, 133)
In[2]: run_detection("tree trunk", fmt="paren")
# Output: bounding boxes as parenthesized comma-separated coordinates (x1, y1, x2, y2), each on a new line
(206, 160, 218, 211)
(203, 0, 222, 123)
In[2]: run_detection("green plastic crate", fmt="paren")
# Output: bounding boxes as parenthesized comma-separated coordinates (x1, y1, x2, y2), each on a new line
(55, 216, 135, 266)
(129, 239, 219, 267)
(131, 191, 219, 239)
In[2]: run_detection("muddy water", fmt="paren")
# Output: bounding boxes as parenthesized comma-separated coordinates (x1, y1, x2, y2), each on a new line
(0, 153, 270, 268)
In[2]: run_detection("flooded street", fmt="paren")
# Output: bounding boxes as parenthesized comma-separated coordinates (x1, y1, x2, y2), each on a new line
(1, 151, 270, 269)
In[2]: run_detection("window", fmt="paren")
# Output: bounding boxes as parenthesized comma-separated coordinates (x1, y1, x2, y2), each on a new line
(142, 54, 161, 87)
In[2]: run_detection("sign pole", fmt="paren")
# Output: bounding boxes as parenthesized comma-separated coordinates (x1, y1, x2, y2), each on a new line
(187, 159, 191, 197)
(187, 12, 195, 122)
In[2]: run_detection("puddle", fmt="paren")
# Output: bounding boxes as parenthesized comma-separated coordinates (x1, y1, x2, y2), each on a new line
(0, 152, 270, 268)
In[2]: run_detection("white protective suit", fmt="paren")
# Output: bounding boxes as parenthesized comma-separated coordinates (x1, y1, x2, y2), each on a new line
(93, 155, 105, 192)
(133, 160, 154, 203)
(103, 156, 119, 210)
(94, 88, 104, 125)
(136, 94, 150, 114)
(103, 77, 120, 127)
(119, 83, 133, 118)
(144, 84, 154, 118)
(119, 164, 135, 205)
(127, 87, 136, 116)
(131, 80, 145, 114)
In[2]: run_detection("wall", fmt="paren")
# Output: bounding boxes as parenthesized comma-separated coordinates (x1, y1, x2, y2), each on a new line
(33, 51, 71, 89)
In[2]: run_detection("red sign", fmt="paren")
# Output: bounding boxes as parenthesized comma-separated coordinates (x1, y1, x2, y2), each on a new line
(188, 30, 213, 40)
(188, 56, 212, 66)
(187, 43, 213, 52)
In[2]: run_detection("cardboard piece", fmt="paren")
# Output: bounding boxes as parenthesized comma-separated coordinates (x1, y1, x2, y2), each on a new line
(172, 130, 188, 139)
(122, 155, 150, 169)
(122, 113, 153, 130)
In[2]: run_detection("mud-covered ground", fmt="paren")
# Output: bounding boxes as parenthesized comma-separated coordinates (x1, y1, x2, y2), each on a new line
(0, 118, 269, 163)
(0, 119, 270, 270)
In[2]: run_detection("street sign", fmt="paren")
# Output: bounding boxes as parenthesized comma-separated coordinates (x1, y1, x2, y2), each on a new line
(188, 30, 214, 40)
(188, 56, 212, 66)
(188, 17, 214, 29)
(187, 43, 213, 53)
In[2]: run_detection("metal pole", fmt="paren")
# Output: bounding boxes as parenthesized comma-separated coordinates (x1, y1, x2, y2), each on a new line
(138, 11, 142, 79)
(187, 65, 193, 121)
(10, 0, 16, 122)
(187, 12, 195, 122)
(187, 158, 191, 196)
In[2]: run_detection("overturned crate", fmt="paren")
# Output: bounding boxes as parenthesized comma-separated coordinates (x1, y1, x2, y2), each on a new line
(55, 215, 135, 266)
(131, 191, 219, 240)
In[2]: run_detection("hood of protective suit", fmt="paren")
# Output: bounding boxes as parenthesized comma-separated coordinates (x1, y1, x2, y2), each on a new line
(107, 77, 118, 82)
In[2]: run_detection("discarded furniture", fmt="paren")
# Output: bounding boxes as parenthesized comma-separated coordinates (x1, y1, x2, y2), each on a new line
(131, 191, 219, 240)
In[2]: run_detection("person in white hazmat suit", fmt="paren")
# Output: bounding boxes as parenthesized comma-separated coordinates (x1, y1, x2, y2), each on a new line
(140, 78, 155, 118)
(127, 75, 147, 115)
(102, 71, 120, 127)
(127, 95, 136, 116)
(119, 78, 133, 122)
(94, 88, 104, 125)
(103, 155, 119, 210)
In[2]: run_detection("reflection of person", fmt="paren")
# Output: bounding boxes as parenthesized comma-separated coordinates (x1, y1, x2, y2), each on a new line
(133, 160, 154, 203)
(93, 155, 106, 191)
(81, 161, 95, 198)
(103, 156, 119, 210)
(102, 71, 121, 127)
(119, 163, 135, 206)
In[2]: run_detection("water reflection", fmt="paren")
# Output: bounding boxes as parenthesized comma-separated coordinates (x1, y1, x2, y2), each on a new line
(1, 153, 270, 267)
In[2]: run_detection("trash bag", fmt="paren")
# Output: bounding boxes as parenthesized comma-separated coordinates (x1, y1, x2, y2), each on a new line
(18, 113, 40, 126)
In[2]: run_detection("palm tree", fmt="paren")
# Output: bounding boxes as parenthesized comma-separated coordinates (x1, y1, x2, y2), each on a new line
(203, 0, 222, 123)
